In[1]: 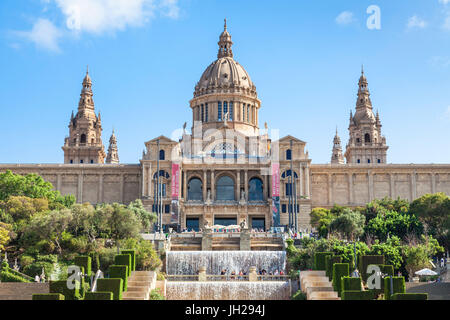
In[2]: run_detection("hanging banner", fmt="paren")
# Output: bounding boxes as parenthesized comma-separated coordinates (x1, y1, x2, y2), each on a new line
(170, 164, 180, 226)
(271, 163, 281, 228)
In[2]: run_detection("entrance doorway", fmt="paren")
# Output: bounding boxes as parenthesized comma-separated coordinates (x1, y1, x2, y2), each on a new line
(214, 217, 237, 226)
(186, 217, 200, 231)
(251, 217, 265, 230)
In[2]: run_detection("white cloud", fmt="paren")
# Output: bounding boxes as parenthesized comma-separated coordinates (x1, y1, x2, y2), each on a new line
(407, 15, 427, 29)
(445, 106, 450, 120)
(53, 0, 179, 34)
(336, 11, 355, 25)
(429, 56, 450, 68)
(439, 0, 450, 5)
(14, 18, 62, 52)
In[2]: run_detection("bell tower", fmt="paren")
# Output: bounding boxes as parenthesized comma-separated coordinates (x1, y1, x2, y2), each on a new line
(331, 128, 345, 164)
(344, 67, 388, 164)
(62, 67, 106, 164)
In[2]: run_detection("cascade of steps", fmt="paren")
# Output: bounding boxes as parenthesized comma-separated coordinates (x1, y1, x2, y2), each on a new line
(0, 283, 49, 300)
(299, 271, 340, 300)
(122, 271, 156, 300)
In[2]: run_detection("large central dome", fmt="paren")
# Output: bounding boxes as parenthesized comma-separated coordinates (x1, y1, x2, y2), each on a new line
(194, 20, 257, 99)
(189, 20, 261, 137)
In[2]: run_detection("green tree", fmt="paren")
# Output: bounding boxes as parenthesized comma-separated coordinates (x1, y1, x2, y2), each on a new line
(363, 197, 410, 222)
(369, 236, 403, 270)
(364, 210, 423, 241)
(95, 203, 142, 251)
(328, 209, 365, 241)
(410, 193, 450, 249)
(127, 199, 157, 232)
(310, 208, 330, 229)
(0, 222, 11, 251)
(24, 209, 73, 254)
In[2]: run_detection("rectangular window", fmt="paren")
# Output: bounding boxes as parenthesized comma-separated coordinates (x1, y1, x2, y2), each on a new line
(285, 183, 292, 196)
(247, 105, 250, 122)
(377, 159, 381, 164)
(70, 159, 73, 164)
(80, 160, 84, 164)
(205, 103, 208, 122)
(223, 101, 228, 117)
(201, 104, 204, 122)
(165, 204, 170, 214)
(229, 102, 233, 121)
(282, 204, 287, 213)
(197, 106, 200, 121)
(218, 101, 222, 121)
(242, 105, 245, 121)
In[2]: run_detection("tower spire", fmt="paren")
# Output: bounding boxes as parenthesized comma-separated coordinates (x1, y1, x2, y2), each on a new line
(106, 129, 119, 164)
(218, 19, 233, 58)
(331, 128, 345, 164)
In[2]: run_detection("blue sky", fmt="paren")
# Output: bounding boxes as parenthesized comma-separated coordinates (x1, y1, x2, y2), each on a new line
(0, 0, 449, 164)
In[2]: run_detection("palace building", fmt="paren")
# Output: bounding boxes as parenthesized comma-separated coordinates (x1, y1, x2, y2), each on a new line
(1, 22, 450, 231)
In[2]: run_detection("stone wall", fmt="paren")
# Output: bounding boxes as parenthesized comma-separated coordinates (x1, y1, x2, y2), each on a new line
(0, 164, 141, 205)
(310, 164, 450, 208)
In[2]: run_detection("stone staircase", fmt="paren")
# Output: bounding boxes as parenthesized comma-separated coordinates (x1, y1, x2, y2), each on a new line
(122, 271, 156, 300)
(0, 283, 49, 300)
(300, 271, 340, 300)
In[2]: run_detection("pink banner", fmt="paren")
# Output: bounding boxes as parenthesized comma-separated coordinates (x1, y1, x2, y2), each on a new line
(171, 163, 180, 199)
(271, 163, 280, 197)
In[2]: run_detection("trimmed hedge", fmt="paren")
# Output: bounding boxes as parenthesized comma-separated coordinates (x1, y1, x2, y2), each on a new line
(359, 255, 384, 282)
(84, 292, 114, 300)
(49, 280, 80, 300)
(114, 254, 132, 277)
(384, 276, 406, 300)
(314, 252, 333, 271)
(0, 270, 31, 283)
(325, 255, 342, 281)
(121, 250, 136, 272)
(341, 290, 375, 300)
(97, 278, 123, 300)
(49, 266, 85, 300)
(32, 293, 65, 300)
(332, 263, 349, 297)
(109, 265, 128, 291)
(341, 276, 362, 292)
(391, 293, 427, 300)
(74, 256, 92, 277)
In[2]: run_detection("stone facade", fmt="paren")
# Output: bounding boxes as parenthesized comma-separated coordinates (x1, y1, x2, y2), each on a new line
(1, 22, 449, 231)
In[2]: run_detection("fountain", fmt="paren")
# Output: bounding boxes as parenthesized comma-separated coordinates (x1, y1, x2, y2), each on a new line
(166, 251, 286, 275)
(166, 281, 290, 300)
(165, 250, 290, 300)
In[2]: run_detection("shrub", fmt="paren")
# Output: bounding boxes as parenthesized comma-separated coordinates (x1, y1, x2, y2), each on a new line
(149, 288, 165, 300)
(332, 263, 349, 297)
(0, 270, 31, 282)
(391, 293, 427, 300)
(314, 252, 333, 271)
(49, 280, 81, 300)
(121, 250, 136, 272)
(97, 278, 123, 300)
(98, 248, 116, 272)
(341, 276, 362, 292)
(74, 256, 92, 277)
(109, 265, 128, 291)
(291, 290, 307, 300)
(114, 254, 132, 277)
(32, 293, 65, 300)
(84, 292, 113, 300)
(325, 255, 342, 280)
(341, 290, 375, 300)
(384, 276, 406, 300)
(359, 255, 384, 282)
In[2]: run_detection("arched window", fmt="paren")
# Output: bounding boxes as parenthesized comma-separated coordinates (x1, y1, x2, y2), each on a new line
(281, 170, 298, 179)
(223, 101, 228, 117)
(153, 170, 170, 179)
(159, 150, 165, 160)
(216, 176, 235, 201)
(286, 149, 292, 160)
(80, 134, 87, 144)
(229, 102, 233, 121)
(188, 178, 203, 201)
(364, 133, 371, 143)
(249, 177, 263, 201)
